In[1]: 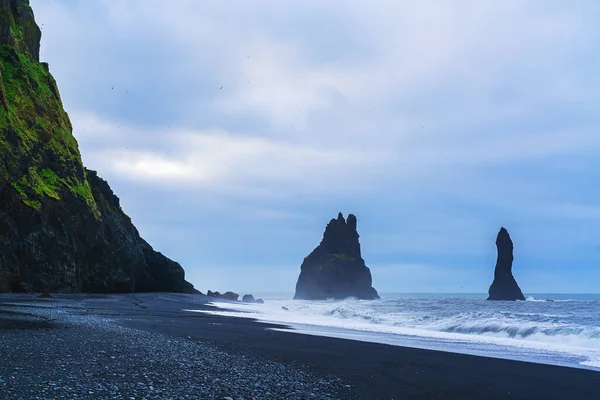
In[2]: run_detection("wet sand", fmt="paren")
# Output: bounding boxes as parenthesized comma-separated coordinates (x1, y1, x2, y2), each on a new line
(1, 293, 599, 399)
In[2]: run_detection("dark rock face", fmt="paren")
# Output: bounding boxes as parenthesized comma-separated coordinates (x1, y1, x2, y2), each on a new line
(207, 291, 239, 302)
(0, 274, 25, 293)
(0, 277, 8, 293)
(242, 294, 264, 304)
(0, 0, 41, 61)
(221, 291, 239, 301)
(0, 1, 197, 294)
(294, 213, 379, 300)
(487, 227, 525, 301)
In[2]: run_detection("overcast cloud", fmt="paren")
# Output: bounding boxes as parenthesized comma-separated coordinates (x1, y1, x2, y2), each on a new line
(31, 0, 600, 294)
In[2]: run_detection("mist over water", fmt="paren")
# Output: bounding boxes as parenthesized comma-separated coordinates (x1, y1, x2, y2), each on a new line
(189, 293, 600, 370)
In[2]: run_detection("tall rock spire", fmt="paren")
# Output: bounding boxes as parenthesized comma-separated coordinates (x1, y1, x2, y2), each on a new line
(294, 213, 379, 300)
(487, 227, 526, 301)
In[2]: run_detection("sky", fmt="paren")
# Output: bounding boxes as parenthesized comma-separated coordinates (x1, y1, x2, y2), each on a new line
(29, 0, 600, 294)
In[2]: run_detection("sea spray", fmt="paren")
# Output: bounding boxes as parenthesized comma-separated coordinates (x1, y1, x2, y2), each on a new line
(191, 294, 600, 370)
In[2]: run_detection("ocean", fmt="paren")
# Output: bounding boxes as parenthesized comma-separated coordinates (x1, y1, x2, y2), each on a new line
(189, 293, 600, 371)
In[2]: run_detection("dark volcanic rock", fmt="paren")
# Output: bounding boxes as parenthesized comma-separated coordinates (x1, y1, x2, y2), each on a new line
(0, 1, 197, 294)
(487, 227, 525, 301)
(208, 291, 239, 302)
(242, 294, 264, 304)
(0, 275, 10, 293)
(294, 213, 379, 300)
(0, 274, 25, 293)
(242, 294, 254, 302)
(222, 291, 239, 301)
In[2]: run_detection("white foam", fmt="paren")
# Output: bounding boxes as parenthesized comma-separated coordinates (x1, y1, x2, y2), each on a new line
(581, 359, 600, 368)
(187, 297, 600, 370)
(525, 296, 547, 302)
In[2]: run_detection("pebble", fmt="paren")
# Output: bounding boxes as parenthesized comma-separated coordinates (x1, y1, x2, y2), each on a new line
(0, 299, 348, 399)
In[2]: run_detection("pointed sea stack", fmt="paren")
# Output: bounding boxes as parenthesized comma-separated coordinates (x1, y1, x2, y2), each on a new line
(487, 227, 525, 301)
(294, 213, 379, 300)
(0, 1, 197, 294)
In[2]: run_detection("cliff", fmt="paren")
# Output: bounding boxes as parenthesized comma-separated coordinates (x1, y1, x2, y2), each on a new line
(0, 0, 197, 293)
(294, 213, 379, 300)
(487, 227, 525, 301)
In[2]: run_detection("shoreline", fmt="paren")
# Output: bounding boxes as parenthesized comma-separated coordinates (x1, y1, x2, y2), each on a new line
(262, 323, 600, 372)
(1, 293, 599, 399)
(191, 295, 600, 373)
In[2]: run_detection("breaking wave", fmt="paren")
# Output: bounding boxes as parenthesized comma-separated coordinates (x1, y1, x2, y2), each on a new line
(188, 294, 600, 370)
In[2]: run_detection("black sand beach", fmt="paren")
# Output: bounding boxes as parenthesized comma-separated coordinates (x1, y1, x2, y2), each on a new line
(1, 293, 599, 400)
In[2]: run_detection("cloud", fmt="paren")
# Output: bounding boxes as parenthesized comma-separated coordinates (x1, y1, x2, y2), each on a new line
(370, 263, 490, 293)
(29, 0, 600, 292)
(71, 112, 384, 197)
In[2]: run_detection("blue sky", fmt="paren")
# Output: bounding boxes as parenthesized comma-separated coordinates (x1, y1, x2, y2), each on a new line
(30, 0, 600, 294)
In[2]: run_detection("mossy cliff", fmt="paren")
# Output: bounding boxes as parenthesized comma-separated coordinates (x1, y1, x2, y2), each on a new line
(0, 0, 197, 293)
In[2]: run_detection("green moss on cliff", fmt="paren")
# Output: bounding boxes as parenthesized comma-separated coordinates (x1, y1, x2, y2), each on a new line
(38, 168, 60, 198)
(332, 253, 355, 262)
(9, 165, 100, 217)
(12, 167, 59, 206)
(9, 24, 23, 43)
(0, 47, 72, 144)
(0, 0, 39, 60)
(66, 174, 100, 218)
(0, 40, 100, 218)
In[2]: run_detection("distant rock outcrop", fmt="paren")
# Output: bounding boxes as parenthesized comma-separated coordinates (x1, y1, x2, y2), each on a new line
(242, 294, 264, 304)
(487, 227, 525, 301)
(207, 291, 239, 302)
(294, 213, 379, 300)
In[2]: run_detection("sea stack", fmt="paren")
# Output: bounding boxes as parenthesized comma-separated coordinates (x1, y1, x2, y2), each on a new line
(294, 213, 379, 300)
(487, 227, 525, 301)
(0, 0, 197, 294)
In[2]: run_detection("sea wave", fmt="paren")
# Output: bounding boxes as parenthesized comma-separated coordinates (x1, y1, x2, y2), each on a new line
(190, 295, 600, 370)
(525, 296, 547, 302)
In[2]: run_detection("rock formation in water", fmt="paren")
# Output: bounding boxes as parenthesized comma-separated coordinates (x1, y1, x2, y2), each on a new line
(242, 294, 264, 304)
(0, 0, 197, 294)
(487, 227, 525, 301)
(294, 213, 379, 300)
(207, 291, 239, 302)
